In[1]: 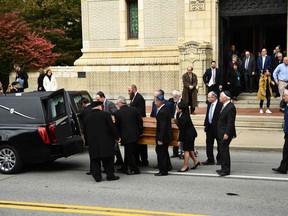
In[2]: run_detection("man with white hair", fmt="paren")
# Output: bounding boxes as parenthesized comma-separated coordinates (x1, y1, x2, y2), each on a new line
(216, 91, 236, 176)
(168, 90, 183, 158)
(114, 96, 143, 175)
(273, 57, 288, 111)
(272, 89, 288, 174)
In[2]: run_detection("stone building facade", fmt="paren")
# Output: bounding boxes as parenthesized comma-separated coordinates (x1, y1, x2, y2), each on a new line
(21, 0, 288, 101)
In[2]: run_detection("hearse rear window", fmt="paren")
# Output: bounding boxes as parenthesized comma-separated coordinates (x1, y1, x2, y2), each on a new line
(0, 98, 45, 124)
(47, 94, 66, 119)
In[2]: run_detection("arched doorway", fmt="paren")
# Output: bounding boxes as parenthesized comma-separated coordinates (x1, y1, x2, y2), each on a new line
(219, 0, 287, 70)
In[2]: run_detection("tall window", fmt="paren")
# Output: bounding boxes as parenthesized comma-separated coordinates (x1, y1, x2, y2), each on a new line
(127, 0, 138, 39)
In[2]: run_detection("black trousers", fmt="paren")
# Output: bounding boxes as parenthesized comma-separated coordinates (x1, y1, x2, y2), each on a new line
(155, 143, 172, 174)
(123, 142, 139, 172)
(206, 126, 220, 162)
(219, 138, 232, 173)
(172, 146, 179, 156)
(244, 72, 255, 91)
(279, 135, 288, 172)
(91, 156, 115, 181)
(135, 144, 148, 165)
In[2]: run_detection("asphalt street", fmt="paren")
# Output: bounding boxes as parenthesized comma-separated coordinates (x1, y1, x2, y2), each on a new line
(0, 146, 287, 216)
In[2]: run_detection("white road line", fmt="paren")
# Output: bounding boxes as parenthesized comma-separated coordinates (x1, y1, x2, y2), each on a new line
(143, 171, 288, 182)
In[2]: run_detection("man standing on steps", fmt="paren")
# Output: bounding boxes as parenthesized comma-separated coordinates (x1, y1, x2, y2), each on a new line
(273, 57, 288, 112)
(272, 89, 288, 174)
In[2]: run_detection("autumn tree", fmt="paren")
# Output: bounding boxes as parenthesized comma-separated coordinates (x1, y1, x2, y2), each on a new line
(0, 12, 60, 88)
(0, 0, 82, 66)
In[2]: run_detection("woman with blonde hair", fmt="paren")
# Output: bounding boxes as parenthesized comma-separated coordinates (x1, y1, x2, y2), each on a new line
(257, 69, 274, 114)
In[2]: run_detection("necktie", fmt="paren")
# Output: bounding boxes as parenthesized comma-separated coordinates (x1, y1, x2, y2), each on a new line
(208, 103, 214, 124)
(245, 58, 249, 70)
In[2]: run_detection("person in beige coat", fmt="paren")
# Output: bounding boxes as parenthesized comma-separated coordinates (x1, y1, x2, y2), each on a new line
(182, 66, 198, 114)
(257, 69, 275, 114)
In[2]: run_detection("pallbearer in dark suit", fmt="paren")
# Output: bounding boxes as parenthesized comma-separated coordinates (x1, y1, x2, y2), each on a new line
(203, 91, 222, 165)
(84, 101, 120, 182)
(217, 91, 237, 176)
(128, 84, 149, 167)
(114, 96, 143, 175)
(168, 90, 183, 158)
(272, 89, 288, 174)
(154, 95, 173, 176)
(203, 61, 223, 96)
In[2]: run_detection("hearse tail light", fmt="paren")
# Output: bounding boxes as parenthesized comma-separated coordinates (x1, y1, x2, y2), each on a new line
(38, 127, 50, 145)
(48, 123, 57, 143)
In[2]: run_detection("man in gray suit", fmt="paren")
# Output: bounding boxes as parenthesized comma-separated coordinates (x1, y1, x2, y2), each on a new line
(216, 91, 236, 176)
(96, 91, 117, 115)
(242, 51, 256, 93)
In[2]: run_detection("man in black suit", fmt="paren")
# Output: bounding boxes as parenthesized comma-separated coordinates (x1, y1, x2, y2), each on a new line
(84, 101, 120, 182)
(154, 95, 173, 176)
(96, 90, 123, 165)
(203, 91, 222, 165)
(216, 91, 237, 176)
(272, 89, 288, 174)
(128, 84, 149, 166)
(114, 96, 143, 175)
(79, 97, 92, 175)
(242, 51, 256, 93)
(203, 61, 223, 96)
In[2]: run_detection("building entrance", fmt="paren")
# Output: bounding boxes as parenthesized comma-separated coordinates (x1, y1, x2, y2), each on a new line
(219, 0, 287, 70)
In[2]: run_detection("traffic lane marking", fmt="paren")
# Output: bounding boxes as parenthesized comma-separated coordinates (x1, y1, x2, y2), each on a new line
(0, 200, 206, 216)
(143, 171, 288, 182)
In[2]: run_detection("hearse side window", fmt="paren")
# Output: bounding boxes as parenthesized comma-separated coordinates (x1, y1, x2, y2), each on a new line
(72, 93, 92, 112)
(47, 94, 66, 119)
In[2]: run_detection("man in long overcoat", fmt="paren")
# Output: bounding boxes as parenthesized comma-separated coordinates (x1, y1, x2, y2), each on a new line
(84, 101, 120, 182)
(182, 66, 198, 114)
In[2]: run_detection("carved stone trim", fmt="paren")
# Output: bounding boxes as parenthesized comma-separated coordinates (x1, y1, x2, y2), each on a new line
(189, 0, 205, 11)
(220, 0, 287, 17)
(74, 57, 179, 66)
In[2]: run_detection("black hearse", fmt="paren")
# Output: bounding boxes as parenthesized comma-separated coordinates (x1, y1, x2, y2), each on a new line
(0, 89, 92, 174)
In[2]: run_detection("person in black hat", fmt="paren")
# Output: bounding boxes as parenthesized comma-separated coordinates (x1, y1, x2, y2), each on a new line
(216, 91, 236, 176)
(10, 81, 20, 93)
(83, 100, 120, 182)
(154, 94, 173, 176)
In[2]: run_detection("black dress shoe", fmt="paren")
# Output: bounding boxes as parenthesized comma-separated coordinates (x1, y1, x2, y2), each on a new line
(272, 168, 287, 174)
(216, 169, 222, 173)
(154, 172, 168, 176)
(86, 172, 92, 175)
(127, 170, 140, 175)
(106, 176, 120, 181)
(218, 171, 230, 176)
(170, 155, 178, 158)
(177, 167, 189, 172)
(191, 162, 200, 170)
(139, 161, 149, 167)
(95, 178, 102, 182)
(117, 168, 128, 174)
(202, 161, 215, 165)
(153, 166, 159, 169)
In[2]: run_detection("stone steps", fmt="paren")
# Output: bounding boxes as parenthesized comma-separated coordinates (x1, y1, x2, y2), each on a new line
(191, 114, 283, 131)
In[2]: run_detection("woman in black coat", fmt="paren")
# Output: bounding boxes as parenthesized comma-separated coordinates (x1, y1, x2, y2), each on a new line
(176, 102, 200, 172)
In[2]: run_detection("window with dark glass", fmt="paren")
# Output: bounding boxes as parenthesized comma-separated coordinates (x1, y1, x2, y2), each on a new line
(127, 0, 138, 39)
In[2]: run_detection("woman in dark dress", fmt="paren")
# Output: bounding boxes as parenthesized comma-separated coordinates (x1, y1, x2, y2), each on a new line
(226, 63, 242, 101)
(176, 102, 200, 172)
(37, 68, 46, 91)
